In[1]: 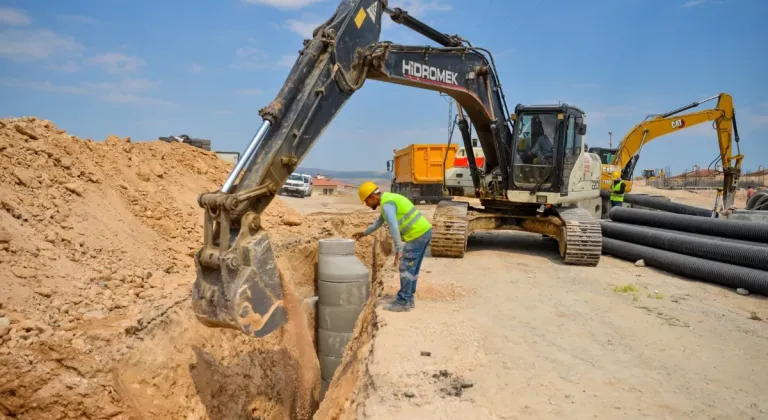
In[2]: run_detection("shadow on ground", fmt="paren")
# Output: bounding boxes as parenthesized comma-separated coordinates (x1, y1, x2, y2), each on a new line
(189, 345, 297, 420)
(426, 231, 563, 263)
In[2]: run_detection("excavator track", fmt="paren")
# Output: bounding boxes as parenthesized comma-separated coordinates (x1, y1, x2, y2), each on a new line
(430, 200, 470, 258)
(555, 206, 603, 266)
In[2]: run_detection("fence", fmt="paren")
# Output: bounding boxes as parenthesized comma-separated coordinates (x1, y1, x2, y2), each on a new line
(648, 169, 766, 190)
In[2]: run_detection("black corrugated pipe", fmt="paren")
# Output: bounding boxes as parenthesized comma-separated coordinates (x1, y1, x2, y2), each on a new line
(609, 206, 768, 244)
(600, 221, 768, 271)
(600, 190, 712, 217)
(746, 190, 768, 210)
(602, 238, 768, 296)
(634, 224, 768, 248)
(748, 192, 768, 210)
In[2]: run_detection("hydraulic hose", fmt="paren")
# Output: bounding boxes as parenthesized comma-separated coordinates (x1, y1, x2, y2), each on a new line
(602, 238, 768, 296)
(600, 221, 768, 271)
(600, 190, 712, 217)
(608, 206, 768, 244)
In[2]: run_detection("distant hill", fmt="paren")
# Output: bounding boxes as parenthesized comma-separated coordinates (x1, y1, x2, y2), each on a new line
(296, 167, 389, 180)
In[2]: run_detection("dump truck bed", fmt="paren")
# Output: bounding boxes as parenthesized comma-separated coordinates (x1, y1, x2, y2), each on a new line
(394, 143, 458, 184)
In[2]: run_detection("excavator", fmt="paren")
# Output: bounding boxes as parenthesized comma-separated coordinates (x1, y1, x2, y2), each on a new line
(593, 93, 743, 217)
(191, 0, 604, 339)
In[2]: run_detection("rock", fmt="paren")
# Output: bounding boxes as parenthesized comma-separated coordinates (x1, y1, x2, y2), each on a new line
(58, 156, 73, 169)
(0, 226, 11, 243)
(34, 287, 53, 297)
(420, 351, 431, 357)
(0, 317, 10, 328)
(60, 323, 77, 331)
(12, 169, 33, 187)
(14, 123, 39, 140)
(64, 182, 84, 196)
(634, 259, 646, 267)
(11, 267, 36, 279)
(736, 288, 750, 296)
(459, 379, 474, 389)
(749, 312, 762, 321)
(149, 161, 165, 177)
(83, 310, 106, 320)
(282, 216, 303, 227)
(404, 391, 415, 398)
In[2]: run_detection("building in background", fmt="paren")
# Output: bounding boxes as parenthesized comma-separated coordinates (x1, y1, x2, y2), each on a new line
(313, 178, 357, 196)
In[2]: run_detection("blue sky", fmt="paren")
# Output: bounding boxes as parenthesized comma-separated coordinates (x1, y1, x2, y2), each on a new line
(0, 0, 766, 174)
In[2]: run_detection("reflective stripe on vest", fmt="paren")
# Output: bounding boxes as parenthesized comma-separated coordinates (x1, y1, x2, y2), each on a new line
(380, 192, 432, 242)
(610, 180, 625, 202)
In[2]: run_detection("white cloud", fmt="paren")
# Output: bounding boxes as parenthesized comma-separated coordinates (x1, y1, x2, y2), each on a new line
(231, 41, 295, 70)
(681, 0, 722, 7)
(45, 60, 79, 72)
(59, 15, 100, 25)
(188, 62, 204, 73)
(241, 0, 328, 10)
(238, 88, 263, 95)
(0, 6, 30, 26)
(285, 16, 322, 38)
(748, 114, 768, 126)
(0, 77, 172, 107)
(0, 29, 84, 62)
(86, 52, 146, 74)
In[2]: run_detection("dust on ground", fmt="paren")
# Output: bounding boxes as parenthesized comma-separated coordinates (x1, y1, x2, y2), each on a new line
(0, 117, 388, 419)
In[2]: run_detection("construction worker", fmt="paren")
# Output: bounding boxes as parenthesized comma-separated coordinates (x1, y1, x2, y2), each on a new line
(610, 170, 626, 208)
(352, 181, 432, 312)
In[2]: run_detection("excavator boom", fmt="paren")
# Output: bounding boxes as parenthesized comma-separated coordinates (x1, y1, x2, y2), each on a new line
(192, 0, 522, 338)
(599, 93, 743, 211)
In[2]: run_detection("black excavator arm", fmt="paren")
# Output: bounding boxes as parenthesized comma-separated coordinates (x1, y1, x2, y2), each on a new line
(192, 0, 516, 338)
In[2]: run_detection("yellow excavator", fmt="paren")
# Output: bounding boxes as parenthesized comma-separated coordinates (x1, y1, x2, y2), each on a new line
(590, 93, 743, 216)
(191, 0, 606, 339)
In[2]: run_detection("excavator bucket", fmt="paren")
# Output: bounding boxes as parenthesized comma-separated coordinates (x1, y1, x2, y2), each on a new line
(191, 0, 385, 338)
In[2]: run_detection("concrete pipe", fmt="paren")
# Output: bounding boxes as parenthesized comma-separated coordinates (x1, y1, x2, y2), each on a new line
(316, 238, 370, 400)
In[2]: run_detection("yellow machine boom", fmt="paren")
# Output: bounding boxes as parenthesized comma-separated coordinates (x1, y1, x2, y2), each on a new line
(599, 93, 743, 208)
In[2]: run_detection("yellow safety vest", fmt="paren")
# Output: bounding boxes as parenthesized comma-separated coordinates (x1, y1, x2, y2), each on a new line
(380, 192, 432, 242)
(611, 180, 625, 202)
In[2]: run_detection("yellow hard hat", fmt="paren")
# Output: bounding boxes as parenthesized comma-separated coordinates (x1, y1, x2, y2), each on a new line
(612, 171, 621, 180)
(358, 181, 379, 202)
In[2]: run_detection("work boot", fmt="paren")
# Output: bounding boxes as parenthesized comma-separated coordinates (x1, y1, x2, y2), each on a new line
(409, 300, 415, 309)
(384, 300, 411, 312)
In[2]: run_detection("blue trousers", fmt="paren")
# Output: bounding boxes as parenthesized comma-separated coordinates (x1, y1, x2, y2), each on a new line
(396, 228, 432, 305)
(611, 201, 623, 208)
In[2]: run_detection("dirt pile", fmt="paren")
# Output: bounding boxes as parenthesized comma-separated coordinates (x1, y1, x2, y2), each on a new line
(0, 117, 388, 419)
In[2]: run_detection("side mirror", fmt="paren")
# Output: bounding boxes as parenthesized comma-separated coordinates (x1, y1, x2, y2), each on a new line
(386, 160, 392, 172)
(472, 138, 478, 147)
(577, 123, 587, 135)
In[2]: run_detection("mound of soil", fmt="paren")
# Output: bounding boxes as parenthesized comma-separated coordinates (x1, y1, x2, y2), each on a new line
(0, 117, 389, 419)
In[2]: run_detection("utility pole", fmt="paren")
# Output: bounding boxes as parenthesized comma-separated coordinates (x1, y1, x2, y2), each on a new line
(608, 131, 613, 149)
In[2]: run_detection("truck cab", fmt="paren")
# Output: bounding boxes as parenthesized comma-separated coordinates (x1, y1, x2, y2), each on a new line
(445, 144, 485, 197)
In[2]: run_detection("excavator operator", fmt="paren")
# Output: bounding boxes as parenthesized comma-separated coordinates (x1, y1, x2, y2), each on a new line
(523, 115, 555, 164)
(352, 181, 432, 312)
(610, 171, 626, 207)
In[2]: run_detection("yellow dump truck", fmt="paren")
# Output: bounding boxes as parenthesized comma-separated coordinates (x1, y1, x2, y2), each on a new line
(386, 143, 459, 204)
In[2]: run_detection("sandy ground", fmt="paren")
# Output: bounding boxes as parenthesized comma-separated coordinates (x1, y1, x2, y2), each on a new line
(2, 116, 765, 420)
(288, 190, 768, 420)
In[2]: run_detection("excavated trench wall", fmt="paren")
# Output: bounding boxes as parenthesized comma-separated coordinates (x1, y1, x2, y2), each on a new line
(0, 117, 388, 420)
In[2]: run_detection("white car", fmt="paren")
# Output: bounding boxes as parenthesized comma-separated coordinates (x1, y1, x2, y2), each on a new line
(280, 173, 313, 198)
(445, 146, 485, 197)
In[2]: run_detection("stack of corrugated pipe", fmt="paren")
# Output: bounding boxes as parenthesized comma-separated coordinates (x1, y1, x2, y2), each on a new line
(746, 188, 768, 211)
(599, 192, 768, 296)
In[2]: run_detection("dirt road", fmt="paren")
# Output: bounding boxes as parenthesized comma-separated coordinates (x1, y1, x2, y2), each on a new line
(288, 193, 768, 420)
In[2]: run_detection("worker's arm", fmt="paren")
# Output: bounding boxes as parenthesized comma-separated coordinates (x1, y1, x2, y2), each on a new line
(363, 214, 385, 236)
(380, 202, 405, 253)
(619, 182, 626, 194)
